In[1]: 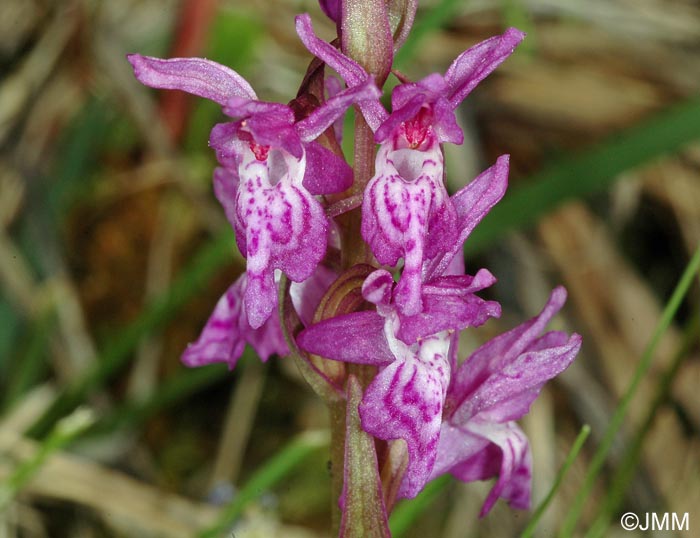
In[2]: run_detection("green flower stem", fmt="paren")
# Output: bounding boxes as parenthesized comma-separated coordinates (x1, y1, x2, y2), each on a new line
(341, 113, 376, 268)
(330, 398, 347, 535)
(339, 376, 390, 537)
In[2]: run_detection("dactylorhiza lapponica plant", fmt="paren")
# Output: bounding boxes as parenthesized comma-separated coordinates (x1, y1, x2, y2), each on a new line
(129, 1, 581, 535)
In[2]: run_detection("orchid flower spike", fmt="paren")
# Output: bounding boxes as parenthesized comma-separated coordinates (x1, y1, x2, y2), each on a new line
(128, 54, 380, 328)
(431, 287, 582, 516)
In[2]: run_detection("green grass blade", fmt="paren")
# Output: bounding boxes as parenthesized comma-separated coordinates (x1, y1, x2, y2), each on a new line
(2, 310, 54, 411)
(197, 430, 328, 538)
(0, 408, 95, 511)
(521, 424, 591, 538)
(389, 474, 451, 537)
(559, 247, 700, 537)
(26, 229, 236, 439)
(584, 309, 700, 538)
(466, 96, 700, 254)
(0, 299, 21, 375)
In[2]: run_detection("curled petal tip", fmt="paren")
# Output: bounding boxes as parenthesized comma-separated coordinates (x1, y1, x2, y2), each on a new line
(362, 270, 394, 307)
(551, 285, 567, 300)
(545, 286, 568, 315)
(504, 27, 527, 43)
(180, 277, 287, 368)
(445, 29, 526, 108)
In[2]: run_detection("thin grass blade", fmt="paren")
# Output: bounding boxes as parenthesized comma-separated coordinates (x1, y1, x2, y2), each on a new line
(559, 247, 700, 537)
(521, 424, 591, 538)
(197, 430, 328, 538)
(0, 408, 95, 510)
(389, 474, 451, 537)
(584, 309, 700, 538)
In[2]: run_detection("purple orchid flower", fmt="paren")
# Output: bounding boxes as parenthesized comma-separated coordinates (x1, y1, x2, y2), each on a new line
(128, 54, 380, 328)
(181, 273, 288, 369)
(182, 264, 338, 369)
(364, 30, 525, 316)
(296, 15, 524, 315)
(298, 263, 500, 499)
(359, 151, 511, 319)
(356, 269, 500, 499)
(430, 287, 582, 516)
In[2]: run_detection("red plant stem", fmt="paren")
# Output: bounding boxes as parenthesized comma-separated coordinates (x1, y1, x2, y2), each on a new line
(159, 0, 219, 142)
(340, 112, 376, 267)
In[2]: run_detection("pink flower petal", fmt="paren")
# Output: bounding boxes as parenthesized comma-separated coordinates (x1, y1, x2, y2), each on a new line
(434, 421, 531, 516)
(463, 334, 581, 423)
(127, 54, 256, 105)
(361, 269, 394, 310)
(361, 144, 456, 315)
(319, 0, 340, 22)
(181, 275, 288, 369)
(235, 148, 328, 328)
(428, 155, 510, 279)
(296, 77, 381, 143)
(224, 98, 303, 159)
(212, 166, 240, 232)
(450, 286, 571, 416)
(302, 142, 353, 195)
(359, 332, 451, 498)
(295, 14, 388, 131)
(444, 28, 525, 109)
(297, 311, 395, 366)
